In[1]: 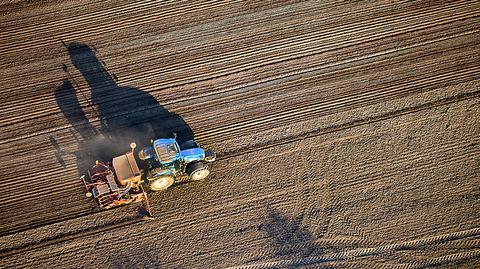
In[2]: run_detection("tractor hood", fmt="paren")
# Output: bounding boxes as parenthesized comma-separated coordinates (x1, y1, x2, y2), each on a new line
(181, 148, 205, 163)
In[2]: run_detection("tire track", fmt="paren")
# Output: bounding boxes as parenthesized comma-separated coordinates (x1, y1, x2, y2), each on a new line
(227, 228, 480, 269)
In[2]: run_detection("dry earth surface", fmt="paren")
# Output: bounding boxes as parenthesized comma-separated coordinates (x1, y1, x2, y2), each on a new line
(0, 0, 479, 268)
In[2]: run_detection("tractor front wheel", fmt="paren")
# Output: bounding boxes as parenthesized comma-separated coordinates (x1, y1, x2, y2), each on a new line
(150, 175, 174, 191)
(187, 162, 210, 181)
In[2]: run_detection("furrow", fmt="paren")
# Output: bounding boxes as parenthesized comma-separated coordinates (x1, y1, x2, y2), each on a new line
(1, 28, 477, 145)
(1, 1, 476, 113)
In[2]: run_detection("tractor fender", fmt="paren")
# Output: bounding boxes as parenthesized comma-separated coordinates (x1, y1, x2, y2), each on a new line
(181, 148, 205, 164)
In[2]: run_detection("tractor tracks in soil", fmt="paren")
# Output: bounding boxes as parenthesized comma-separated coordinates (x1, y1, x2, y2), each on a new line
(230, 227, 480, 268)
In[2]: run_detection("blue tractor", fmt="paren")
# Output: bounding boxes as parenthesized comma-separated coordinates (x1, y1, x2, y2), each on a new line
(81, 137, 215, 214)
(138, 138, 216, 191)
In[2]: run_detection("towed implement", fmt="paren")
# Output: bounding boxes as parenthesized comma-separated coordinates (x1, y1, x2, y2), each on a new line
(81, 137, 215, 216)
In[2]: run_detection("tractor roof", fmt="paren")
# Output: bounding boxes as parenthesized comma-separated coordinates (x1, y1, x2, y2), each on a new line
(153, 138, 180, 163)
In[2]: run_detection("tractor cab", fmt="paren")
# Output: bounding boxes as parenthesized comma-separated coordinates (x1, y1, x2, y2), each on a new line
(153, 138, 181, 165)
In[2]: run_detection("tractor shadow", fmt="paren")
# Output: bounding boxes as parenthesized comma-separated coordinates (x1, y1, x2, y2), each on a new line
(109, 251, 161, 269)
(257, 207, 322, 267)
(54, 42, 193, 175)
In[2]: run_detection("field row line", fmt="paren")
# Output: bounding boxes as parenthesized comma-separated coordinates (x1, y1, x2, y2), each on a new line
(219, 87, 480, 161)
(0, 1, 328, 71)
(2, 87, 478, 236)
(188, 41, 477, 130)
(1, 62, 476, 182)
(197, 66, 478, 144)
(1, 2, 475, 111)
(1, 65, 477, 181)
(1, 27, 477, 144)
(0, 0, 420, 55)
(0, 0, 237, 43)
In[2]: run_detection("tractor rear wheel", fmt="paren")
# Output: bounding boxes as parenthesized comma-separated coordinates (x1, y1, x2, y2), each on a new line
(150, 175, 174, 191)
(187, 162, 210, 181)
(180, 140, 199, 150)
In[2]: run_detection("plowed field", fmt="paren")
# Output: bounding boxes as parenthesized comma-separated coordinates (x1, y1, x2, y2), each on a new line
(1, 0, 479, 268)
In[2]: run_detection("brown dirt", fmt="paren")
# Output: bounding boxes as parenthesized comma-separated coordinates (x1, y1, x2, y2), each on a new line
(0, 0, 479, 268)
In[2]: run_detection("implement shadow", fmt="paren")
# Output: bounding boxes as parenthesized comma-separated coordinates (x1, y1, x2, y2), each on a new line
(55, 42, 193, 175)
(258, 207, 321, 268)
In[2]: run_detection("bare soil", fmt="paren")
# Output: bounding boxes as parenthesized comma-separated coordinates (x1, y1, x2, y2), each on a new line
(0, 0, 479, 268)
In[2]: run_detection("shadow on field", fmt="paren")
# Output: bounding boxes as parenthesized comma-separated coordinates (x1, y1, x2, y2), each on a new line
(109, 251, 161, 269)
(259, 207, 320, 267)
(54, 42, 193, 174)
